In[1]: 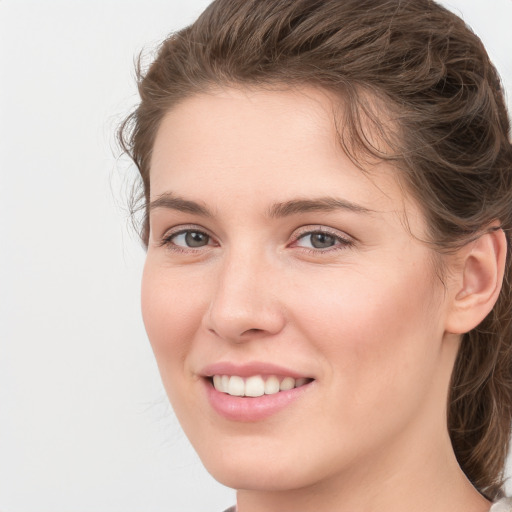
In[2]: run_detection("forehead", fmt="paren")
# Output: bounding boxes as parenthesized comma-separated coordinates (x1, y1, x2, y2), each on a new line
(151, 86, 340, 180)
(149, 86, 422, 230)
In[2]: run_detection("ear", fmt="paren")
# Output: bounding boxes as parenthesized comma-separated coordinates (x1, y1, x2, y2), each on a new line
(445, 226, 507, 335)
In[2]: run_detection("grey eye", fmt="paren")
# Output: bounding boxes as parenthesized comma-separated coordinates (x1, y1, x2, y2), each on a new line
(172, 231, 211, 247)
(185, 231, 210, 247)
(308, 232, 336, 249)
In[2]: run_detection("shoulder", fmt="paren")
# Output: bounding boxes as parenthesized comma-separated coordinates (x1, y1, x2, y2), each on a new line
(222, 507, 236, 512)
(491, 498, 512, 512)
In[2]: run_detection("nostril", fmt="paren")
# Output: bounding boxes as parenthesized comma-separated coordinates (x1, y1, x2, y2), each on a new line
(242, 328, 264, 335)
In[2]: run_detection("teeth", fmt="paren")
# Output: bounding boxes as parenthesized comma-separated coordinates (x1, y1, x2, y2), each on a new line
(264, 376, 280, 395)
(212, 374, 310, 397)
(245, 376, 265, 397)
(228, 376, 245, 396)
(295, 378, 308, 387)
(280, 377, 295, 391)
(213, 375, 222, 391)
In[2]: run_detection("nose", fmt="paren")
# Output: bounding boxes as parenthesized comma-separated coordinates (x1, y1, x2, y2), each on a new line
(203, 250, 286, 343)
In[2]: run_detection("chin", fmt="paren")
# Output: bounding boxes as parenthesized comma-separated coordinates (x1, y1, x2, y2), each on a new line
(188, 429, 344, 493)
(202, 457, 313, 492)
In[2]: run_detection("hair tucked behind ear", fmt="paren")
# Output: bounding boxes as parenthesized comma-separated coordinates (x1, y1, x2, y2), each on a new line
(119, 0, 512, 499)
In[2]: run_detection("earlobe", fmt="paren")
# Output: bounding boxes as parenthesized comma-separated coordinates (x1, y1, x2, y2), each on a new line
(445, 226, 507, 335)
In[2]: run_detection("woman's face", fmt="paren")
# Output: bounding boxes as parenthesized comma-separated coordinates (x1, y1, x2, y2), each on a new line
(142, 87, 460, 492)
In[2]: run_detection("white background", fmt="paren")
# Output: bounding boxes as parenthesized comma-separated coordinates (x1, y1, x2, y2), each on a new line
(0, 1, 511, 511)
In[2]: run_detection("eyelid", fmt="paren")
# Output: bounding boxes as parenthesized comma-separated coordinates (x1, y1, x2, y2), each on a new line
(288, 225, 354, 250)
(155, 223, 353, 253)
(158, 224, 218, 249)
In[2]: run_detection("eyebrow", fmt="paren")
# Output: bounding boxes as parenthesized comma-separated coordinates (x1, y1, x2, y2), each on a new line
(148, 193, 213, 217)
(148, 192, 374, 218)
(267, 197, 374, 218)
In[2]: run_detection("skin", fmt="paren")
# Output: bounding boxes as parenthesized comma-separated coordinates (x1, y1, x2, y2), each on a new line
(142, 87, 492, 512)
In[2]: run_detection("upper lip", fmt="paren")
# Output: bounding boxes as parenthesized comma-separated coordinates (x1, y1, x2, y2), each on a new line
(200, 361, 312, 379)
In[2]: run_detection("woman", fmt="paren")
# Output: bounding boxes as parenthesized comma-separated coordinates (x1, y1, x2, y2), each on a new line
(119, 1, 512, 511)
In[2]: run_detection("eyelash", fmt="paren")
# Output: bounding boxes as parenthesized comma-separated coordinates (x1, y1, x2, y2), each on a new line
(159, 225, 353, 254)
(289, 226, 354, 254)
(159, 226, 216, 254)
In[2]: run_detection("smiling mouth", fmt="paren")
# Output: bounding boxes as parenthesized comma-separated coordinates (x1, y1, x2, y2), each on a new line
(210, 375, 313, 397)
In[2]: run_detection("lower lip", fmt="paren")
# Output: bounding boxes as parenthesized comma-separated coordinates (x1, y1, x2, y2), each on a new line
(204, 379, 312, 422)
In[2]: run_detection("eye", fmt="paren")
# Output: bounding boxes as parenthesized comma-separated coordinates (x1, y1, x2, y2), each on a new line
(297, 232, 337, 249)
(173, 230, 210, 247)
(291, 228, 353, 252)
(161, 228, 215, 250)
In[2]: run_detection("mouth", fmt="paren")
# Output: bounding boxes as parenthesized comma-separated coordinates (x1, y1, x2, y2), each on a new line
(201, 364, 315, 421)
(209, 374, 314, 397)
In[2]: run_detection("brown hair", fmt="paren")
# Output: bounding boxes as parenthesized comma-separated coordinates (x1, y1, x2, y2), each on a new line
(119, 0, 512, 499)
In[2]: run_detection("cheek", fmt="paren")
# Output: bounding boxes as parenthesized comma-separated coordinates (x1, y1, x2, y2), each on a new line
(141, 261, 206, 376)
(294, 262, 437, 337)
(288, 259, 444, 404)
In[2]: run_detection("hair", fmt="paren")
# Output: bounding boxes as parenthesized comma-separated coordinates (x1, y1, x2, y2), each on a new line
(119, 0, 512, 500)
